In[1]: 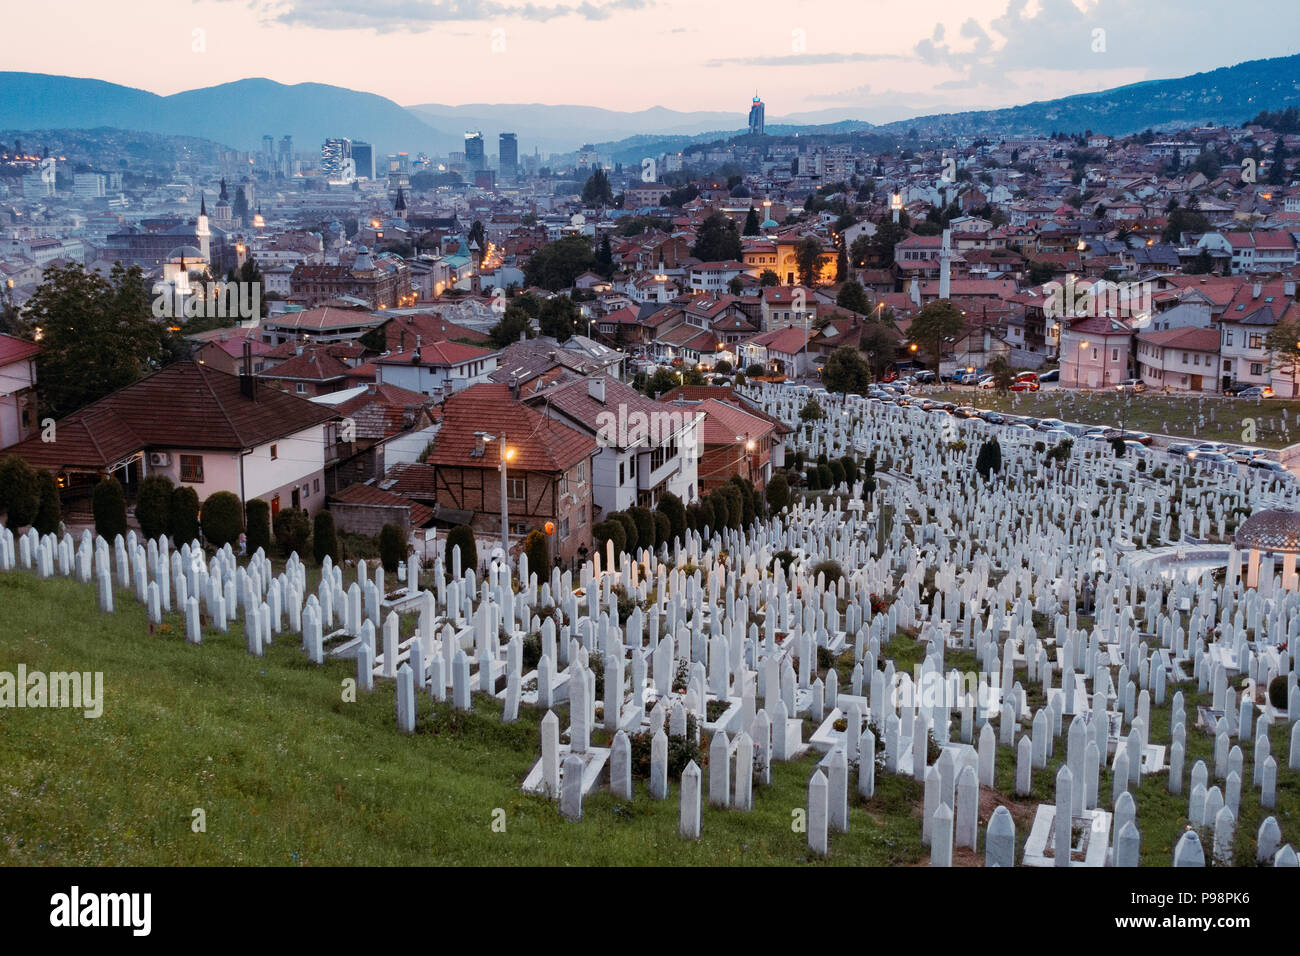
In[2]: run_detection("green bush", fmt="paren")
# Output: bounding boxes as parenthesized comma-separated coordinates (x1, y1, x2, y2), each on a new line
(245, 499, 272, 555)
(806, 466, 821, 490)
(766, 472, 790, 513)
(698, 497, 716, 532)
(816, 463, 832, 489)
(653, 511, 671, 549)
(378, 523, 406, 574)
(592, 519, 626, 559)
(975, 438, 1002, 480)
(812, 559, 844, 586)
(274, 507, 312, 558)
(92, 476, 128, 542)
(201, 491, 243, 548)
(135, 474, 174, 542)
(828, 460, 846, 487)
(446, 524, 477, 573)
(168, 486, 200, 544)
(1269, 675, 1289, 710)
(523, 528, 550, 573)
(628, 506, 655, 552)
(657, 491, 687, 544)
(312, 511, 339, 564)
(745, 363, 764, 377)
(613, 511, 638, 553)
(33, 469, 61, 536)
(684, 502, 702, 532)
(840, 456, 859, 485)
(0, 454, 40, 528)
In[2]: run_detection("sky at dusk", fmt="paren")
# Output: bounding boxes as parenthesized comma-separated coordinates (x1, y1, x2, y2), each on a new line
(8, 0, 1297, 122)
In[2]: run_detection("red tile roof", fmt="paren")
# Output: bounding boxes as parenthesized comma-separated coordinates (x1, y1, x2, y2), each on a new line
(426, 383, 596, 473)
(0, 333, 40, 366)
(374, 340, 497, 368)
(330, 482, 434, 528)
(8, 360, 338, 471)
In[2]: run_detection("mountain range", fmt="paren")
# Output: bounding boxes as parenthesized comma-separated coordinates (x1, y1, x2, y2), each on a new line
(1, 53, 1297, 161)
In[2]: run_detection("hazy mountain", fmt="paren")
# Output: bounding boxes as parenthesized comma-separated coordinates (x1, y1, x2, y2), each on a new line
(0, 73, 447, 157)
(873, 54, 1300, 139)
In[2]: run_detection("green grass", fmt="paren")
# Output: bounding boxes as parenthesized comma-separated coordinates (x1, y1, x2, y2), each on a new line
(928, 388, 1300, 449)
(0, 569, 925, 866)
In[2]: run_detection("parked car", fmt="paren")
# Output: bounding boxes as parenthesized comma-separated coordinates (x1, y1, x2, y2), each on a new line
(1040, 428, 1073, 444)
(1115, 378, 1147, 393)
(1010, 371, 1040, 392)
(979, 410, 1005, 424)
(1238, 385, 1276, 399)
(912, 370, 938, 384)
(1223, 382, 1253, 396)
(1228, 447, 1268, 465)
(1250, 459, 1291, 478)
(976, 376, 997, 389)
(1192, 441, 1229, 454)
(955, 405, 980, 419)
(1038, 368, 1060, 385)
(1189, 450, 1232, 467)
(1036, 418, 1066, 432)
(1166, 442, 1198, 458)
(953, 368, 984, 385)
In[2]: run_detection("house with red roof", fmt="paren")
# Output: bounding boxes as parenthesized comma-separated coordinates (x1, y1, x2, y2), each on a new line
(374, 339, 500, 396)
(659, 396, 776, 493)
(0, 333, 40, 450)
(7, 361, 343, 516)
(1058, 315, 1134, 389)
(738, 325, 814, 378)
(1135, 326, 1223, 392)
(424, 383, 597, 565)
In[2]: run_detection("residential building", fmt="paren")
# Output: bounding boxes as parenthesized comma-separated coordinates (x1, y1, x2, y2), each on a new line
(0, 334, 40, 450)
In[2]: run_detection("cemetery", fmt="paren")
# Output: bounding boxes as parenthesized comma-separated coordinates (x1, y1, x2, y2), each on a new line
(2, 380, 1300, 867)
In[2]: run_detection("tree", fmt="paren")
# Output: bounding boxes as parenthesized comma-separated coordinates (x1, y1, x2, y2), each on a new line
(868, 219, 908, 267)
(860, 317, 901, 381)
(795, 237, 823, 288)
(656, 492, 686, 544)
(92, 476, 128, 542)
(1187, 248, 1215, 275)
(312, 510, 339, 564)
(727, 276, 745, 296)
(799, 397, 825, 421)
(743, 207, 761, 235)
(1268, 140, 1289, 185)
(594, 234, 614, 278)
(538, 295, 581, 342)
(836, 280, 871, 315)
(975, 438, 1002, 481)
(766, 472, 790, 513)
(488, 304, 533, 348)
(523, 528, 550, 572)
(0, 454, 40, 528)
(523, 236, 595, 291)
(378, 523, 406, 573)
(245, 499, 272, 555)
(168, 486, 200, 544)
(581, 168, 613, 205)
(653, 511, 671, 548)
(201, 491, 243, 548)
(835, 243, 848, 282)
(613, 511, 638, 553)
(628, 506, 655, 552)
(849, 234, 873, 268)
(1162, 207, 1211, 244)
(446, 524, 477, 572)
(691, 212, 742, 262)
(24, 262, 172, 419)
(759, 270, 779, 287)
(821, 346, 871, 394)
(908, 300, 964, 372)
(33, 469, 61, 536)
(987, 355, 1015, 392)
(135, 474, 174, 542)
(274, 507, 312, 558)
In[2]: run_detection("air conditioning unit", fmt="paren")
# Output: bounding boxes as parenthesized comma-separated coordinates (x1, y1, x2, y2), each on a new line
(148, 452, 172, 468)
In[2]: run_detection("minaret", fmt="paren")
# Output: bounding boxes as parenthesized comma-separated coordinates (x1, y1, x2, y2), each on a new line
(938, 228, 953, 301)
(196, 194, 211, 262)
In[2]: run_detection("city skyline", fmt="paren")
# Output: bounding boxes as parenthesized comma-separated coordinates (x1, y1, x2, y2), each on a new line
(6, 0, 1298, 123)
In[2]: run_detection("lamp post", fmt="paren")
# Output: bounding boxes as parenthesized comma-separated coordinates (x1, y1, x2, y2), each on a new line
(481, 432, 515, 559)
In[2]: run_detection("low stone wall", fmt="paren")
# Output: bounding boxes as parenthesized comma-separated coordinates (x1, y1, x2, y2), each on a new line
(330, 502, 410, 539)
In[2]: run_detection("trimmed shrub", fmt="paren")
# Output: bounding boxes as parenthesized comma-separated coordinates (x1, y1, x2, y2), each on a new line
(92, 476, 128, 542)
(523, 528, 550, 573)
(135, 474, 174, 542)
(613, 511, 638, 553)
(312, 510, 339, 564)
(812, 559, 844, 586)
(653, 511, 671, 549)
(766, 472, 790, 513)
(592, 518, 626, 558)
(167, 486, 200, 546)
(698, 496, 716, 532)
(168, 486, 200, 545)
(245, 499, 272, 555)
(840, 456, 859, 485)
(0, 454, 40, 528)
(816, 463, 832, 490)
(828, 459, 846, 487)
(628, 506, 654, 552)
(201, 491, 243, 548)
(1269, 675, 1289, 710)
(975, 438, 1002, 480)
(378, 523, 405, 574)
(274, 507, 312, 559)
(446, 524, 477, 572)
(657, 491, 687, 544)
(33, 469, 61, 536)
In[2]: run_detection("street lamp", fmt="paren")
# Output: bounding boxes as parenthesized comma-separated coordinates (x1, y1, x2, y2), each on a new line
(479, 432, 516, 559)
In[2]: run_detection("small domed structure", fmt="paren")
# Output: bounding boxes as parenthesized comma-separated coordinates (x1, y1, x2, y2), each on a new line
(1235, 509, 1300, 554)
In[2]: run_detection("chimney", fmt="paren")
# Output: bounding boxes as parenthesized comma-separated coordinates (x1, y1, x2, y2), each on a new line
(1286, 280, 1296, 298)
(1252, 281, 1262, 299)
(588, 376, 606, 404)
(239, 341, 257, 400)
(509, 375, 520, 400)
(416, 335, 422, 349)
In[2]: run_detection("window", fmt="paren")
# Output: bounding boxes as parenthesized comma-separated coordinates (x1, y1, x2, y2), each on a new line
(1251, 363, 1264, 376)
(507, 476, 525, 500)
(1249, 333, 1264, 350)
(314, 479, 320, 493)
(1224, 331, 1234, 347)
(560, 517, 570, 538)
(619, 462, 625, 485)
(270, 444, 278, 460)
(576, 461, 586, 484)
(1111, 348, 1119, 362)
(179, 454, 204, 483)
(295, 383, 307, 394)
